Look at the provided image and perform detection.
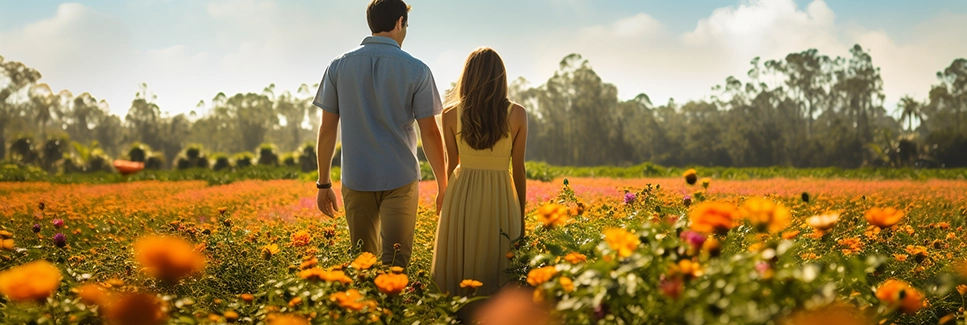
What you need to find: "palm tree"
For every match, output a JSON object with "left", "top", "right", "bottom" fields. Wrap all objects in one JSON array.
[{"left": 895, "top": 96, "right": 923, "bottom": 132}]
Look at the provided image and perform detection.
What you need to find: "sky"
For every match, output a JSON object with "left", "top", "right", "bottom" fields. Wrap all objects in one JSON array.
[{"left": 1, "top": 0, "right": 966, "bottom": 118}]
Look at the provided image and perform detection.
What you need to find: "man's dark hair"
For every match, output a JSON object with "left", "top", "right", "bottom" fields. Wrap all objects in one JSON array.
[{"left": 367, "top": 0, "right": 411, "bottom": 34}]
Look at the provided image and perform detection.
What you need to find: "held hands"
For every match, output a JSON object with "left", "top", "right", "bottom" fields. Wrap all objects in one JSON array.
[{"left": 316, "top": 188, "right": 339, "bottom": 217}]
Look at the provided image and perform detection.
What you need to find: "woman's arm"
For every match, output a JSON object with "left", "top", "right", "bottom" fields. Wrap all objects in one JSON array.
[
  {"left": 510, "top": 104, "right": 528, "bottom": 239},
  {"left": 442, "top": 107, "right": 460, "bottom": 180}
]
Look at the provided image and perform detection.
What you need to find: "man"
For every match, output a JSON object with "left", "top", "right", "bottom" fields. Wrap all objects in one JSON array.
[{"left": 313, "top": 0, "right": 447, "bottom": 268}]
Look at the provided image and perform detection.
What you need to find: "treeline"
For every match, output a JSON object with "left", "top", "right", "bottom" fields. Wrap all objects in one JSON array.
[
  {"left": 2, "top": 44, "right": 967, "bottom": 173},
  {"left": 512, "top": 45, "right": 967, "bottom": 168}
]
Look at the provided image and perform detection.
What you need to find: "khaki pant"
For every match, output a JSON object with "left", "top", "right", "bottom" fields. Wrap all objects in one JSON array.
[{"left": 342, "top": 181, "right": 418, "bottom": 268}]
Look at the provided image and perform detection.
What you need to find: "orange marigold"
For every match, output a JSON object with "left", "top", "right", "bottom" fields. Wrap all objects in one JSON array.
[
  {"left": 604, "top": 228, "right": 640, "bottom": 258},
  {"left": 104, "top": 292, "right": 168, "bottom": 325},
  {"left": 875, "top": 279, "right": 923, "bottom": 314},
  {"left": 864, "top": 207, "right": 904, "bottom": 228},
  {"left": 526, "top": 266, "right": 558, "bottom": 286},
  {"left": 329, "top": 289, "right": 366, "bottom": 311},
  {"left": 559, "top": 277, "right": 575, "bottom": 293},
  {"left": 460, "top": 279, "right": 483, "bottom": 289},
  {"left": 74, "top": 283, "right": 109, "bottom": 306},
  {"left": 0, "top": 260, "right": 62, "bottom": 302},
  {"left": 299, "top": 268, "right": 352, "bottom": 284},
  {"left": 740, "top": 197, "right": 791, "bottom": 233},
  {"left": 956, "top": 284, "right": 967, "bottom": 296},
  {"left": 374, "top": 272, "right": 408, "bottom": 296},
  {"left": 563, "top": 252, "right": 587, "bottom": 264},
  {"left": 267, "top": 313, "right": 309, "bottom": 325},
  {"left": 134, "top": 236, "right": 205, "bottom": 283},
  {"left": 291, "top": 230, "right": 312, "bottom": 246},
  {"left": 689, "top": 201, "right": 740, "bottom": 234},
  {"left": 779, "top": 302, "right": 869, "bottom": 325},
  {"left": 536, "top": 203, "right": 569, "bottom": 228},
  {"left": 351, "top": 252, "right": 377, "bottom": 270},
  {"left": 261, "top": 244, "right": 280, "bottom": 260}
]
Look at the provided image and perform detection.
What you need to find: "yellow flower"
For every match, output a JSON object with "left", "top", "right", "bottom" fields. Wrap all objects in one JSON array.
[
  {"left": 688, "top": 201, "right": 740, "bottom": 234},
  {"left": 683, "top": 169, "right": 698, "bottom": 185},
  {"left": 558, "top": 277, "right": 575, "bottom": 293},
  {"left": 536, "top": 203, "right": 569, "bottom": 228},
  {"left": 1, "top": 238, "right": 13, "bottom": 251},
  {"left": 291, "top": 230, "right": 312, "bottom": 246},
  {"left": 104, "top": 292, "right": 168, "bottom": 325},
  {"left": 0, "top": 260, "right": 62, "bottom": 303},
  {"left": 329, "top": 289, "right": 366, "bottom": 311},
  {"left": 740, "top": 198, "right": 791, "bottom": 233},
  {"left": 700, "top": 177, "right": 711, "bottom": 189},
  {"left": 351, "top": 252, "right": 377, "bottom": 270},
  {"left": 864, "top": 207, "right": 904, "bottom": 228},
  {"left": 134, "top": 235, "right": 206, "bottom": 283},
  {"left": 563, "top": 252, "right": 587, "bottom": 264},
  {"left": 261, "top": 244, "right": 280, "bottom": 260},
  {"left": 779, "top": 302, "right": 869, "bottom": 325},
  {"left": 604, "top": 228, "right": 640, "bottom": 258},
  {"left": 671, "top": 259, "right": 703, "bottom": 278},
  {"left": 460, "top": 279, "right": 483, "bottom": 289},
  {"left": 267, "top": 313, "right": 309, "bottom": 325},
  {"left": 875, "top": 279, "right": 923, "bottom": 314},
  {"left": 526, "top": 266, "right": 558, "bottom": 286},
  {"left": 374, "top": 272, "right": 408, "bottom": 296},
  {"left": 805, "top": 212, "right": 840, "bottom": 231}
]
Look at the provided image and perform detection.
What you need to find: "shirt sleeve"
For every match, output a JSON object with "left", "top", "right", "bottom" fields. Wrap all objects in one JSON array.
[
  {"left": 313, "top": 63, "right": 338, "bottom": 114},
  {"left": 412, "top": 66, "right": 443, "bottom": 120}
]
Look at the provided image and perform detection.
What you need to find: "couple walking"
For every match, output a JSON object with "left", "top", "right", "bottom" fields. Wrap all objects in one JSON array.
[{"left": 313, "top": 0, "right": 527, "bottom": 298}]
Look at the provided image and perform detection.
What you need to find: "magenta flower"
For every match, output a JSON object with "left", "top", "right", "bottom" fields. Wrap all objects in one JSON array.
[
  {"left": 679, "top": 230, "right": 706, "bottom": 250},
  {"left": 33, "top": 224, "right": 41, "bottom": 233},
  {"left": 52, "top": 219, "right": 64, "bottom": 228},
  {"left": 624, "top": 193, "right": 636, "bottom": 204},
  {"left": 53, "top": 233, "right": 66, "bottom": 248},
  {"left": 683, "top": 195, "right": 692, "bottom": 208}
]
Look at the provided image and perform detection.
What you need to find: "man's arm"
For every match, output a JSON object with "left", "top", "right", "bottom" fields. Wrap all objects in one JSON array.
[
  {"left": 418, "top": 116, "right": 447, "bottom": 214},
  {"left": 316, "top": 110, "right": 340, "bottom": 217}
]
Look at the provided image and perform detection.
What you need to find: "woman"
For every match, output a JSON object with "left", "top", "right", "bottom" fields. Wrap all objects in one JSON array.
[{"left": 431, "top": 47, "right": 527, "bottom": 297}]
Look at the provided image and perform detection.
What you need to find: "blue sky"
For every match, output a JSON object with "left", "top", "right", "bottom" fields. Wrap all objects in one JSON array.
[{"left": 2, "top": 0, "right": 966, "bottom": 117}]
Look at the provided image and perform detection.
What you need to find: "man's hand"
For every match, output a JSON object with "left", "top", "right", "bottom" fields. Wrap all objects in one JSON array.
[{"left": 317, "top": 188, "right": 339, "bottom": 217}]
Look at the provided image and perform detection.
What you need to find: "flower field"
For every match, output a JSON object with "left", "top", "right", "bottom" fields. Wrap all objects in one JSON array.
[{"left": 2, "top": 175, "right": 967, "bottom": 324}]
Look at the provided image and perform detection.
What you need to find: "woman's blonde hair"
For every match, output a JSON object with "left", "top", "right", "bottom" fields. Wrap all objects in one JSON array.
[{"left": 447, "top": 47, "right": 511, "bottom": 150}]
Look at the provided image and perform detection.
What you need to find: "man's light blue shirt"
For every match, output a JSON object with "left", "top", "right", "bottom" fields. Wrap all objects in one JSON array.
[{"left": 314, "top": 36, "right": 443, "bottom": 191}]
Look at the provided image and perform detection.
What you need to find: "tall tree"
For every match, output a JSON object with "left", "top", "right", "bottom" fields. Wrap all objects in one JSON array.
[{"left": 895, "top": 96, "right": 923, "bottom": 132}]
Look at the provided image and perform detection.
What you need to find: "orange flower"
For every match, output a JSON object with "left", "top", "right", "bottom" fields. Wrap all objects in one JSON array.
[
  {"left": 374, "top": 272, "right": 408, "bottom": 296},
  {"left": 351, "top": 252, "right": 377, "bottom": 270},
  {"left": 74, "top": 283, "right": 109, "bottom": 306},
  {"left": 670, "top": 259, "right": 703, "bottom": 278},
  {"left": 299, "top": 268, "right": 352, "bottom": 284},
  {"left": 134, "top": 235, "right": 206, "bottom": 283},
  {"left": 239, "top": 293, "right": 255, "bottom": 302},
  {"left": 329, "top": 289, "right": 366, "bottom": 311},
  {"left": 864, "top": 207, "right": 904, "bottom": 228},
  {"left": 781, "top": 230, "right": 800, "bottom": 240},
  {"left": 0, "top": 260, "right": 62, "bottom": 302},
  {"left": 875, "top": 279, "right": 923, "bottom": 314},
  {"left": 1, "top": 238, "right": 13, "bottom": 251},
  {"left": 291, "top": 230, "right": 312, "bottom": 246},
  {"left": 740, "top": 198, "right": 791, "bottom": 233},
  {"left": 805, "top": 212, "right": 839, "bottom": 231},
  {"left": 104, "top": 292, "right": 168, "bottom": 325},
  {"left": 683, "top": 169, "right": 698, "bottom": 185},
  {"left": 604, "top": 228, "right": 640, "bottom": 258},
  {"left": 563, "top": 252, "right": 587, "bottom": 264},
  {"left": 526, "top": 266, "right": 558, "bottom": 286},
  {"left": 223, "top": 310, "right": 239, "bottom": 323},
  {"left": 956, "top": 284, "right": 967, "bottom": 296},
  {"left": 267, "top": 313, "right": 309, "bottom": 325},
  {"left": 780, "top": 302, "right": 869, "bottom": 325},
  {"left": 460, "top": 279, "right": 483, "bottom": 289},
  {"left": 689, "top": 201, "right": 740, "bottom": 234},
  {"left": 536, "top": 203, "right": 569, "bottom": 228},
  {"left": 559, "top": 277, "right": 575, "bottom": 293}
]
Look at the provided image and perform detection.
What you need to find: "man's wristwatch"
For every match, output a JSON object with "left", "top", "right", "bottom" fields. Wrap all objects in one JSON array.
[{"left": 316, "top": 182, "right": 332, "bottom": 189}]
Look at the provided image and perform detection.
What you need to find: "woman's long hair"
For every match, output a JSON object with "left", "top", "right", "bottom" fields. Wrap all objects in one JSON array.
[{"left": 448, "top": 47, "right": 511, "bottom": 150}]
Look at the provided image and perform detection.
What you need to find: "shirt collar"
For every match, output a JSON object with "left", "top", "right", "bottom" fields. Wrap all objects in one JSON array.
[{"left": 361, "top": 36, "right": 400, "bottom": 48}]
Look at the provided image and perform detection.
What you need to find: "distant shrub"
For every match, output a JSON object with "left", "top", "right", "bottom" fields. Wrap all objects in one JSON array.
[
  {"left": 145, "top": 153, "right": 165, "bottom": 170},
  {"left": 234, "top": 152, "right": 254, "bottom": 168},
  {"left": 256, "top": 143, "right": 279, "bottom": 166},
  {"left": 128, "top": 143, "right": 149, "bottom": 162},
  {"left": 299, "top": 144, "right": 318, "bottom": 173},
  {"left": 282, "top": 153, "right": 297, "bottom": 167},
  {"left": 211, "top": 153, "right": 231, "bottom": 171}
]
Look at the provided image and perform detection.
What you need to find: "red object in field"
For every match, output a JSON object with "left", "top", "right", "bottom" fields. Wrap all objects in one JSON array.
[{"left": 113, "top": 160, "right": 145, "bottom": 175}]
